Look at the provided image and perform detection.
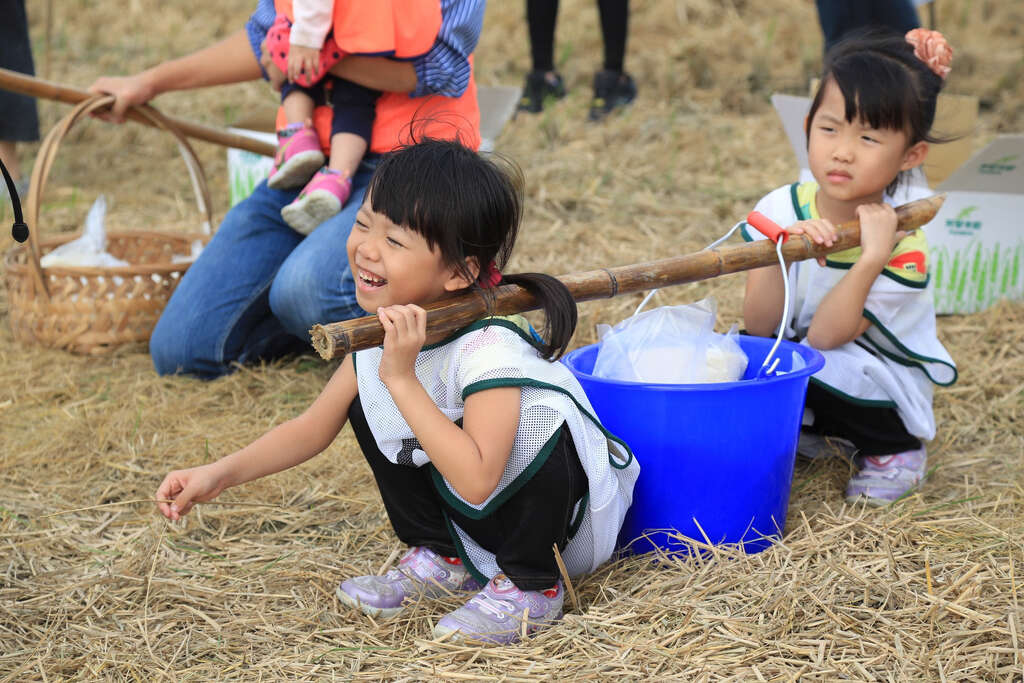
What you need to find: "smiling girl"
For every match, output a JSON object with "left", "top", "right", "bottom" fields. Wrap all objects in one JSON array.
[
  {"left": 155, "top": 139, "right": 639, "bottom": 644},
  {"left": 742, "top": 29, "right": 957, "bottom": 505}
]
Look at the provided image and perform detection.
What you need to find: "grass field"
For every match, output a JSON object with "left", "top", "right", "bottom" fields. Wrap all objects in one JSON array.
[{"left": 2, "top": 0, "right": 1023, "bottom": 679}]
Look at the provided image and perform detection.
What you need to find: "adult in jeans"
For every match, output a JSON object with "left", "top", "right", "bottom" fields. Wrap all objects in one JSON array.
[
  {"left": 89, "top": 0, "right": 483, "bottom": 378},
  {"left": 815, "top": 0, "right": 920, "bottom": 53}
]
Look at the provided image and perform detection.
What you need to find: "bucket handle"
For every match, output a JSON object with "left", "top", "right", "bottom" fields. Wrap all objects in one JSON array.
[{"left": 745, "top": 212, "right": 791, "bottom": 378}]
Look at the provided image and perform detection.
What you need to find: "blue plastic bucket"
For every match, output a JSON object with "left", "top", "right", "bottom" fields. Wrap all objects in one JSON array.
[{"left": 563, "top": 335, "right": 824, "bottom": 554}]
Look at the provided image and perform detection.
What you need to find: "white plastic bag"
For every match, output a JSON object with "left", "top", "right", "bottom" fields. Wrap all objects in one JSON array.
[
  {"left": 40, "top": 195, "right": 130, "bottom": 268},
  {"left": 593, "top": 296, "right": 749, "bottom": 384}
]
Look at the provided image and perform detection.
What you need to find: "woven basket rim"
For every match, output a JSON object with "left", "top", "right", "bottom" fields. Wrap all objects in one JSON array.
[{"left": 3, "top": 230, "right": 209, "bottom": 277}]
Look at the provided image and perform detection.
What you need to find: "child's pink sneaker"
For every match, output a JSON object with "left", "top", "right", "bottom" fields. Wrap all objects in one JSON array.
[
  {"left": 280, "top": 168, "right": 352, "bottom": 235},
  {"left": 432, "top": 575, "right": 564, "bottom": 644},
  {"left": 845, "top": 446, "right": 928, "bottom": 505},
  {"left": 267, "top": 123, "right": 325, "bottom": 190}
]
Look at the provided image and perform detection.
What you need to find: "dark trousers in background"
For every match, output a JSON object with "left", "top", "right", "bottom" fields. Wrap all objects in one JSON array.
[
  {"left": 804, "top": 380, "right": 922, "bottom": 456},
  {"left": 347, "top": 396, "right": 588, "bottom": 591},
  {"left": 0, "top": 0, "right": 40, "bottom": 142},
  {"left": 815, "top": 0, "right": 920, "bottom": 52}
]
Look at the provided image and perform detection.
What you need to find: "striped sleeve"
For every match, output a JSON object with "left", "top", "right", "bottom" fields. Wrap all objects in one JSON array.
[
  {"left": 244, "top": 0, "right": 277, "bottom": 78},
  {"left": 411, "top": 0, "right": 484, "bottom": 98}
]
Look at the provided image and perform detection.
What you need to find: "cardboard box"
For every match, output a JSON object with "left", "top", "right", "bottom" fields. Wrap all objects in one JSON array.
[
  {"left": 930, "top": 135, "right": 1024, "bottom": 314},
  {"left": 224, "top": 85, "right": 523, "bottom": 207},
  {"left": 770, "top": 94, "right": 1022, "bottom": 314}
]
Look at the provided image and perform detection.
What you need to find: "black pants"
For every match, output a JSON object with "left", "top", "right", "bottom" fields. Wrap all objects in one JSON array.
[
  {"left": 804, "top": 380, "right": 921, "bottom": 456},
  {"left": 815, "top": 0, "right": 920, "bottom": 53},
  {"left": 280, "top": 76, "right": 380, "bottom": 147},
  {"left": 347, "top": 396, "right": 588, "bottom": 591},
  {"left": 0, "top": 0, "right": 39, "bottom": 142},
  {"left": 525, "top": 0, "right": 630, "bottom": 73}
]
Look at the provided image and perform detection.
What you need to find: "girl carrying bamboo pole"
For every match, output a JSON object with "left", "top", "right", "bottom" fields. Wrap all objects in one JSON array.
[
  {"left": 742, "top": 29, "right": 958, "bottom": 505},
  {"left": 156, "top": 139, "right": 639, "bottom": 645}
]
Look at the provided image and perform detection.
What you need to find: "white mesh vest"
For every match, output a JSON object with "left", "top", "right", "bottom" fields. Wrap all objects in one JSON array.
[{"left": 353, "top": 317, "right": 640, "bottom": 580}]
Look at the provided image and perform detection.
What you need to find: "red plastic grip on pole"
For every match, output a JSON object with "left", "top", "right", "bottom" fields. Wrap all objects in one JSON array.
[{"left": 746, "top": 211, "right": 789, "bottom": 244}]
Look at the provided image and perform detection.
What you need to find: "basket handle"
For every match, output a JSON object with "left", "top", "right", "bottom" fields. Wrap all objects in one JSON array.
[{"left": 24, "top": 94, "right": 215, "bottom": 300}]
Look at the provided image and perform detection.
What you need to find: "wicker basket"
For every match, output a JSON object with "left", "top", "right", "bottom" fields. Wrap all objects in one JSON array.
[{"left": 3, "top": 95, "right": 213, "bottom": 354}]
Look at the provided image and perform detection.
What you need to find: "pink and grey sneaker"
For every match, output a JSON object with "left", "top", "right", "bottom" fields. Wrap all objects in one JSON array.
[
  {"left": 267, "top": 123, "right": 325, "bottom": 190},
  {"left": 432, "top": 575, "right": 564, "bottom": 644},
  {"left": 336, "top": 547, "right": 481, "bottom": 619},
  {"left": 280, "top": 168, "right": 352, "bottom": 235},
  {"left": 845, "top": 446, "right": 928, "bottom": 506}
]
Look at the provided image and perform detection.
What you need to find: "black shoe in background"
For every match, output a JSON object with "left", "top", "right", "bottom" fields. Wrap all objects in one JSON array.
[
  {"left": 588, "top": 70, "right": 637, "bottom": 121},
  {"left": 517, "top": 70, "right": 567, "bottom": 114}
]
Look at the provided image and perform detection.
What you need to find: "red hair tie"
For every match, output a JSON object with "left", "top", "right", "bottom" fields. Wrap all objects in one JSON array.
[
  {"left": 905, "top": 28, "right": 953, "bottom": 79},
  {"left": 480, "top": 261, "right": 502, "bottom": 288}
]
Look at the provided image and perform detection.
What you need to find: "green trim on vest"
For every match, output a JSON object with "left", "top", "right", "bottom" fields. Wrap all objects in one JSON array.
[
  {"left": 430, "top": 425, "right": 564, "bottom": 520},
  {"left": 462, "top": 377, "right": 634, "bottom": 470},
  {"left": 861, "top": 310, "right": 958, "bottom": 386}
]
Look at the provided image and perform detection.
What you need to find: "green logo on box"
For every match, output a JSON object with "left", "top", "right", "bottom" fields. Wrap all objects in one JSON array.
[
  {"left": 946, "top": 206, "right": 981, "bottom": 235},
  {"left": 980, "top": 154, "right": 1018, "bottom": 174}
]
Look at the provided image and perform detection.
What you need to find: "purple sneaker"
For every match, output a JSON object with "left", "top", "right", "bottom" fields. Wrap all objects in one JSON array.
[
  {"left": 280, "top": 168, "right": 352, "bottom": 235},
  {"left": 845, "top": 447, "right": 928, "bottom": 505},
  {"left": 267, "top": 123, "right": 325, "bottom": 190},
  {"left": 432, "top": 575, "right": 564, "bottom": 644},
  {"left": 336, "top": 547, "right": 480, "bottom": 619}
]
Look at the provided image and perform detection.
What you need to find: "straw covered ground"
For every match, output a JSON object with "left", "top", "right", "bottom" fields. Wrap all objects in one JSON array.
[{"left": 2, "top": 0, "right": 1023, "bottom": 679}]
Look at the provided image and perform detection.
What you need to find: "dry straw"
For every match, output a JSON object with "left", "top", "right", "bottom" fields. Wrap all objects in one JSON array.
[{"left": 2, "top": 0, "right": 1023, "bottom": 679}]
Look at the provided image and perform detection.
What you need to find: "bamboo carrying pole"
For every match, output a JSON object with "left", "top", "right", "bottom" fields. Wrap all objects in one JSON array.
[
  {"left": 0, "top": 68, "right": 276, "bottom": 157},
  {"left": 310, "top": 194, "right": 946, "bottom": 361}
]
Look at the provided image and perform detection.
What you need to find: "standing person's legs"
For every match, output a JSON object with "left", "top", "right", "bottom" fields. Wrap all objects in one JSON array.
[
  {"left": 0, "top": 0, "right": 40, "bottom": 193},
  {"left": 149, "top": 182, "right": 306, "bottom": 378},
  {"left": 869, "top": 0, "right": 920, "bottom": 37},
  {"left": 596, "top": 0, "right": 628, "bottom": 73},
  {"left": 519, "top": 0, "right": 566, "bottom": 113},
  {"left": 526, "top": 0, "right": 559, "bottom": 73},
  {"left": 815, "top": 0, "right": 919, "bottom": 53},
  {"left": 269, "top": 155, "right": 377, "bottom": 336},
  {"left": 589, "top": 0, "right": 636, "bottom": 121}
]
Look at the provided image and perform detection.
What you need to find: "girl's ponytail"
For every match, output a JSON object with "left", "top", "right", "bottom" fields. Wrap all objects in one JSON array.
[{"left": 496, "top": 272, "right": 577, "bottom": 361}]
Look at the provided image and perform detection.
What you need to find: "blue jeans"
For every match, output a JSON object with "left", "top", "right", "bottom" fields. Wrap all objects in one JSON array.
[
  {"left": 815, "top": 0, "right": 919, "bottom": 52},
  {"left": 150, "top": 157, "right": 377, "bottom": 378}
]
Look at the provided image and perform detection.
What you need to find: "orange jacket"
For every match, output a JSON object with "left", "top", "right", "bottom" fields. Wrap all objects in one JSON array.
[{"left": 274, "top": 0, "right": 440, "bottom": 58}]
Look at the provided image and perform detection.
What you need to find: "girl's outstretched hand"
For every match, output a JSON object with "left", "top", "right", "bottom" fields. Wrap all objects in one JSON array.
[
  {"left": 377, "top": 304, "right": 427, "bottom": 388},
  {"left": 787, "top": 219, "right": 838, "bottom": 266},
  {"left": 156, "top": 464, "right": 227, "bottom": 521},
  {"left": 856, "top": 203, "right": 904, "bottom": 265}
]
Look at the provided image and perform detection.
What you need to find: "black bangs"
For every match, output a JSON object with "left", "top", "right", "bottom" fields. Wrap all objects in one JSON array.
[
  {"left": 832, "top": 54, "right": 915, "bottom": 133},
  {"left": 367, "top": 138, "right": 522, "bottom": 281}
]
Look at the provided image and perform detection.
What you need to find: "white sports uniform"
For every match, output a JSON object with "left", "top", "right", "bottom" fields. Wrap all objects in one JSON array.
[
  {"left": 741, "top": 182, "right": 957, "bottom": 440},
  {"left": 353, "top": 316, "right": 640, "bottom": 580}
]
